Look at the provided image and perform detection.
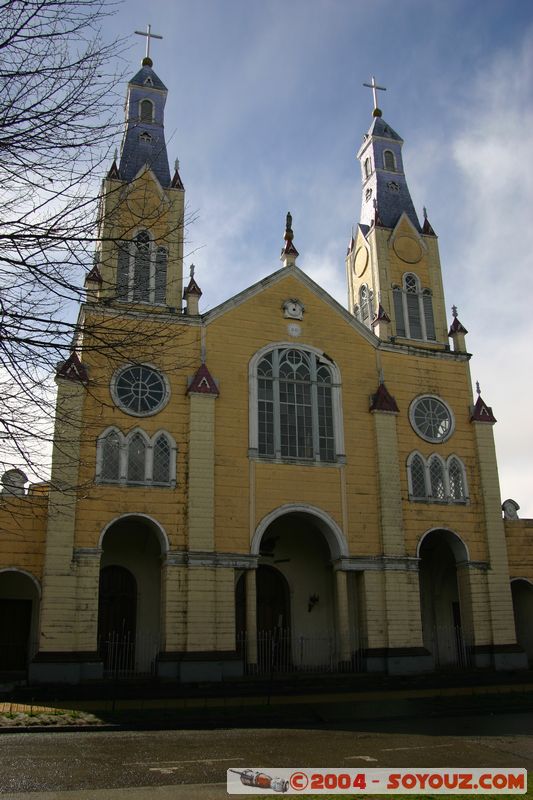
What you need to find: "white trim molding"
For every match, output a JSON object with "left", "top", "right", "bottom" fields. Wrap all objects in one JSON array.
[{"left": 251, "top": 503, "right": 349, "bottom": 560}]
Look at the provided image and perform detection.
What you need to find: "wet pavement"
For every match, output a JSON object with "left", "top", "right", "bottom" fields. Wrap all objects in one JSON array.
[{"left": 0, "top": 710, "right": 532, "bottom": 799}]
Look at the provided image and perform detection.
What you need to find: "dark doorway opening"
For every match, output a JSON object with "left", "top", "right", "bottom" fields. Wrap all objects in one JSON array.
[
  {"left": 98, "top": 565, "right": 137, "bottom": 673},
  {"left": 0, "top": 598, "right": 32, "bottom": 671}
]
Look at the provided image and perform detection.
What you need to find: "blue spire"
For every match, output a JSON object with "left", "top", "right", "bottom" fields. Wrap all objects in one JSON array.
[
  {"left": 357, "top": 115, "right": 420, "bottom": 231},
  {"left": 118, "top": 61, "right": 171, "bottom": 187}
]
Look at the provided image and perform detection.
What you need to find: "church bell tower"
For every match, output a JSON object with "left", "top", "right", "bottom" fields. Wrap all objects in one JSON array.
[
  {"left": 346, "top": 78, "right": 448, "bottom": 348},
  {"left": 89, "top": 30, "right": 186, "bottom": 310}
]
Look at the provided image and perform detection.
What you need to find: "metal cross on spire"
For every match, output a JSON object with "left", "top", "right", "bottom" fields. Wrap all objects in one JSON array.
[
  {"left": 134, "top": 24, "right": 163, "bottom": 63},
  {"left": 363, "top": 75, "right": 387, "bottom": 117}
]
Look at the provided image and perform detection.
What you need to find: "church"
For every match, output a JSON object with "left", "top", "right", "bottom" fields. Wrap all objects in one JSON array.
[{"left": 0, "top": 51, "right": 532, "bottom": 685}]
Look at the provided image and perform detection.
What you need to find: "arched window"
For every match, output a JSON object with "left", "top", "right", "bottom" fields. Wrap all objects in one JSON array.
[
  {"left": 393, "top": 273, "right": 436, "bottom": 341},
  {"left": 448, "top": 456, "right": 467, "bottom": 502},
  {"left": 408, "top": 453, "right": 427, "bottom": 500},
  {"left": 133, "top": 231, "right": 150, "bottom": 302},
  {"left": 359, "top": 284, "right": 374, "bottom": 328},
  {"left": 252, "top": 346, "right": 343, "bottom": 463},
  {"left": 115, "top": 230, "right": 167, "bottom": 305},
  {"left": 383, "top": 149, "right": 396, "bottom": 171},
  {"left": 364, "top": 157, "right": 372, "bottom": 179},
  {"left": 407, "top": 452, "right": 468, "bottom": 504},
  {"left": 429, "top": 456, "right": 446, "bottom": 501},
  {"left": 155, "top": 247, "right": 167, "bottom": 304},
  {"left": 127, "top": 432, "right": 147, "bottom": 483},
  {"left": 101, "top": 430, "right": 121, "bottom": 482},
  {"left": 140, "top": 98, "right": 154, "bottom": 123},
  {"left": 96, "top": 428, "right": 177, "bottom": 486},
  {"left": 153, "top": 433, "right": 171, "bottom": 484}
]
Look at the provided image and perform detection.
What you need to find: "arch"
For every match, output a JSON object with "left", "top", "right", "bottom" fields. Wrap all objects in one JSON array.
[
  {"left": 139, "top": 98, "right": 154, "bottom": 122},
  {"left": 416, "top": 527, "right": 470, "bottom": 563},
  {"left": 406, "top": 450, "right": 428, "bottom": 499},
  {"left": 0, "top": 567, "right": 41, "bottom": 598},
  {"left": 383, "top": 149, "right": 396, "bottom": 171},
  {"left": 98, "top": 513, "right": 169, "bottom": 554},
  {"left": 251, "top": 503, "right": 348, "bottom": 559},
  {"left": 447, "top": 454, "right": 468, "bottom": 501},
  {"left": 511, "top": 576, "right": 533, "bottom": 587},
  {"left": 428, "top": 454, "right": 447, "bottom": 501},
  {"left": 249, "top": 343, "right": 344, "bottom": 462}
]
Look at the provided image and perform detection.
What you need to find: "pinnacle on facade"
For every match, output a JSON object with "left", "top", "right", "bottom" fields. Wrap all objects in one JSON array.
[{"left": 280, "top": 212, "right": 299, "bottom": 267}]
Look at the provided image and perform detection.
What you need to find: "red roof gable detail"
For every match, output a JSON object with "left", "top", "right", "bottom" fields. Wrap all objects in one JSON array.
[
  {"left": 183, "top": 277, "right": 203, "bottom": 298},
  {"left": 171, "top": 168, "right": 184, "bottom": 190},
  {"left": 56, "top": 352, "right": 89, "bottom": 385},
  {"left": 281, "top": 239, "right": 299, "bottom": 257},
  {"left": 448, "top": 316, "right": 468, "bottom": 336},
  {"left": 371, "top": 303, "right": 391, "bottom": 326},
  {"left": 107, "top": 160, "right": 120, "bottom": 180},
  {"left": 370, "top": 382, "right": 399, "bottom": 413},
  {"left": 422, "top": 217, "right": 436, "bottom": 236},
  {"left": 187, "top": 364, "right": 219, "bottom": 396},
  {"left": 85, "top": 265, "right": 103, "bottom": 284},
  {"left": 470, "top": 395, "right": 496, "bottom": 423}
]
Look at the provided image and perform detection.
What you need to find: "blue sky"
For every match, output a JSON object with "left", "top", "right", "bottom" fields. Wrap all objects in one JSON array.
[{"left": 106, "top": 0, "right": 533, "bottom": 515}]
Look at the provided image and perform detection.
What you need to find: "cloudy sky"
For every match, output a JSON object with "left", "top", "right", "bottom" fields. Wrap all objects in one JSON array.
[{"left": 106, "top": 0, "right": 533, "bottom": 515}]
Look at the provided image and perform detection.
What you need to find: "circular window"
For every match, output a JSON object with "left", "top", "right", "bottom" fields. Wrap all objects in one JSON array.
[
  {"left": 409, "top": 395, "right": 454, "bottom": 443},
  {"left": 112, "top": 365, "right": 168, "bottom": 416}
]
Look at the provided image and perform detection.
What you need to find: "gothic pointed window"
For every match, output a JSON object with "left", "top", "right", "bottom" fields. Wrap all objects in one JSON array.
[
  {"left": 155, "top": 247, "right": 167, "bottom": 304},
  {"left": 133, "top": 231, "right": 150, "bottom": 302},
  {"left": 140, "top": 98, "right": 154, "bottom": 123},
  {"left": 101, "top": 430, "right": 121, "bottom": 482},
  {"left": 252, "top": 347, "right": 341, "bottom": 463},
  {"left": 429, "top": 456, "right": 446, "bottom": 501},
  {"left": 153, "top": 433, "right": 171, "bottom": 484},
  {"left": 127, "top": 432, "right": 146, "bottom": 483},
  {"left": 383, "top": 149, "right": 396, "bottom": 171},
  {"left": 115, "top": 232, "right": 167, "bottom": 305},
  {"left": 394, "top": 273, "right": 436, "bottom": 341},
  {"left": 96, "top": 427, "right": 176, "bottom": 486},
  {"left": 448, "top": 456, "right": 467, "bottom": 502},
  {"left": 364, "top": 157, "right": 372, "bottom": 179},
  {"left": 359, "top": 284, "right": 374, "bottom": 328},
  {"left": 409, "top": 453, "right": 427, "bottom": 500}
]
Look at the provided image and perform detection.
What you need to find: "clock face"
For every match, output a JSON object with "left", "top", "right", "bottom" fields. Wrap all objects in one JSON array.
[
  {"left": 354, "top": 246, "right": 369, "bottom": 277},
  {"left": 283, "top": 299, "right": 304, "bottom": 320}
]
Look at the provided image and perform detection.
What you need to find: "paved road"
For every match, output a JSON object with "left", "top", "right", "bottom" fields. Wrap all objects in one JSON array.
[{"left": 1, "top": 711, "right": 532, "bottom": 799}]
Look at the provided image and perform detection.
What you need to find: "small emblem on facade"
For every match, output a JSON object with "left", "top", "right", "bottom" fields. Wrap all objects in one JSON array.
[
  {"left": 287, "top": 323, "right": 301, "bottom": 337},
  {"left": 387, "top": 181, "right": 400, "bottom": 193}
]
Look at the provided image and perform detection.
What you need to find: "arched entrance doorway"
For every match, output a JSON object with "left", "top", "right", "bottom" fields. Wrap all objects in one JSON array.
[
  {"left": 242, "top": 507, "right": 353, "bottom": 671},
  {"left": 0, "top": 569, "right": 40, "bottom": 673},
  {"left": 511, "top": 579, "right": 533, "bottom": 665},
  {"left": 98, "top": 515, "right": 165, "bottom": 675},
  {"left": 418, "top": 529, "right": 471, "bottom": 668}
]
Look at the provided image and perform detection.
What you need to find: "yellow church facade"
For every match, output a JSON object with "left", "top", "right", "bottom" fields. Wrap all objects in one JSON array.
[{"left": 0, "top": 57, "right": 532, "bottom": 683}]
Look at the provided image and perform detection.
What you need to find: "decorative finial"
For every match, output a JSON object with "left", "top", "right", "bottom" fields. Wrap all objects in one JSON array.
[
  {"left": 452, "top": 305, "right": 458, "bottom": 318},
  {"left": 423, "top": 206, "right": 428, "bottom": 220},
  {"left": 114, "top": 148, "right": 118, "bottom": 161},
  {"left": 378, "top": 367, "right": 385, "bottom": 385},
  {"left": 190, "top": 263, "right": 195, "bottom": 278},
  {"left": 284, "top": 211, "right": 293, "bottom": 242},
  {"left": 174, "top": 157, "right": 180, "bottom": 171},
  {"left": 134, "top": 24, "right": 163, "bottom": 66},
  {"left": 363, "top": 75, "right": 387, "bottom": 117},
  {"left": 476, "top": 381, "right": 481, "bottom": 395}
]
